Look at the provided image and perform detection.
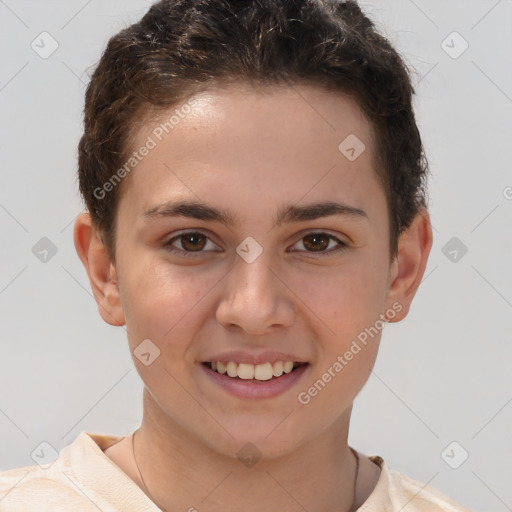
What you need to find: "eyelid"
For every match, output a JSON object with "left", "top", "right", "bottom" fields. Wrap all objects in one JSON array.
[
  {"left": 287, "top": 231, "right": 348, "bottom": 256},
  {"left": 163, "top": 229, "right": 348, "bottom": 257},
  {"left": 163, "top": 229, "right": 222, "bottom": 256}
]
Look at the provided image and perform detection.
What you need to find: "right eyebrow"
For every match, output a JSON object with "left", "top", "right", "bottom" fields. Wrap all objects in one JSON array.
[{"left": 142, "top": 200, "right": 237, "bottom": 226}]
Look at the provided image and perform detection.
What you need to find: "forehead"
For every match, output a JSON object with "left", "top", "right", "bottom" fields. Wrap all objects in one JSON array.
[{"left": 120, "top": 82, "right": 383, "bottom": 222}]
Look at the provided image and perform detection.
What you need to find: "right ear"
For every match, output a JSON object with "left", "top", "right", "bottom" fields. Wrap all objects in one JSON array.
[{"left": 73, "top": 212, "right": 125, "bottom": 326}]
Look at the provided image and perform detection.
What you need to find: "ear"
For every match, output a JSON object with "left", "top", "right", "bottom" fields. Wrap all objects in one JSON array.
[
  {"left": 73, "top": 212, "right": 125, "bottom": 326},
  {"left": 385, "top": 208, "right": 433, "bottom": 322}
]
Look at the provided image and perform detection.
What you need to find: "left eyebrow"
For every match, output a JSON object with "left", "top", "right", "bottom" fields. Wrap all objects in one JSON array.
[
  {"left": 274, "top": 201, "right": 367, "bottom": 226},
  {"left": 142, "top": 200, "right": 368, "bottom": 227}
]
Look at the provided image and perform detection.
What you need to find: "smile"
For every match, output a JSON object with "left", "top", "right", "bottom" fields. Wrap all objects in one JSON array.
[
  {"left": 200, "top": 361, "right": 310, "bottom": 399},
  {"left": 203, "top": 360, "right": 304, "bottom": 380}
]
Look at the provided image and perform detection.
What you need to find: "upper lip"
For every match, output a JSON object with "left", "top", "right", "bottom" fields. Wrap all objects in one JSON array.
[{"left": 201, "top": 350, "right": 309, "bottom": 366}]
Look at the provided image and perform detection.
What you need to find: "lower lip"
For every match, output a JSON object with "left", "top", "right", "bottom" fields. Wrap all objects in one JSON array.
[{"left": 200, "top": 363, "right": 309, "bottom": 399}]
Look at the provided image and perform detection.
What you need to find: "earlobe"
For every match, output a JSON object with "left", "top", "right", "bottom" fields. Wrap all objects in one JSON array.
[
  {"left": 385, "top": 208, "right": 433, "bottom": 322},
  {"left": 73, "top": 212, "right": 125, "bottom": 327}
]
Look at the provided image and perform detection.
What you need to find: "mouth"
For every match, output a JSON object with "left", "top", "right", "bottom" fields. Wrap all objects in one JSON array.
[{"left": 201, "top": 361, "right": 308, "bottom": 381}]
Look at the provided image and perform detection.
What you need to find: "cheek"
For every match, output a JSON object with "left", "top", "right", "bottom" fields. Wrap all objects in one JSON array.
[
  {"left": 294, "top": 254, "right": 389, "bottom": 339},
  {"left": 293, "top": 263, "right": 385, "bottom": 414},
  {"left": 119, "top": 261, "right": 217, "bottom": 404},
  {"left": 292, "top": 252, "right": 388, "bottom": 398},
  {"left": 118, "top": 254, "right": 213, "bottom": 350}
]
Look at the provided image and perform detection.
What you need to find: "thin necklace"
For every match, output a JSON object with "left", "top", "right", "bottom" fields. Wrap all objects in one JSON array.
[
  {"left": 132, "top": 430, "right": 169, "bottom": 512},
  {"left": 132, "top": 430, "right": 360, "bottom": 512}
]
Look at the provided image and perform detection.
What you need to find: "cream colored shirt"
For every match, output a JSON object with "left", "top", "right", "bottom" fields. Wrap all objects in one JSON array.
[{"left": 0, "top": 432, "right": 473, "bottom": 511}]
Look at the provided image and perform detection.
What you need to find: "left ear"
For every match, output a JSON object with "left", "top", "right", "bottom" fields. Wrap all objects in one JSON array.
[{"left": 385, "top": 208, "right": 433, "bottom": 322}]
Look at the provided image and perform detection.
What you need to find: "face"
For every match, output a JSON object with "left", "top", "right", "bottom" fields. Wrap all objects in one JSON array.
[{"left": 110, "top": 83, "right": 400, "bottom": 458}]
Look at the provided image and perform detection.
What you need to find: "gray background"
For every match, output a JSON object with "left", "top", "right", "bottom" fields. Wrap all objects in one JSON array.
[{"left": 1, "top": 1, "right": 511, "bottom": 511}]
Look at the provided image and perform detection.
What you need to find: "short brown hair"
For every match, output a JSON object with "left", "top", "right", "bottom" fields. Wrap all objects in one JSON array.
[{"left": 78, "top": 0, "right": 428, "bottom": 260}]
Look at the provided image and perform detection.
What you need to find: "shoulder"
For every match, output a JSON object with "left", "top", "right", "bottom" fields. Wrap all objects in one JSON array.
[
  {"left": 0, "top": 455, "right": 96, "bottom": 511},
  {"left": 356, "top": 454, "right": 474, "bottom": 512},
  {"left": 0, "top": 431, "right": 146, "bottom": 512}
]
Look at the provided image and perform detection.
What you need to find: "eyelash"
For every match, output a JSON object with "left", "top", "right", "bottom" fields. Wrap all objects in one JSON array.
[{"left": 162, "top": 231, "right": 348, "bottom": 258}]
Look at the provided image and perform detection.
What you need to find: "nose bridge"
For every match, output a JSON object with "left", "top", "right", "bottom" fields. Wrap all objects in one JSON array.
[
  {"left": 230, "top": 245, "right": 278, "bottom": 307},
  {"left": 215, "top": 244, "right": 294, "bottom": 332}
]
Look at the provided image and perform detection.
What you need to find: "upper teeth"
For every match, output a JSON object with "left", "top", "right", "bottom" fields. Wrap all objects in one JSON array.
[{"left": 210, "top": 361, "right": 299, "bottom": 380}]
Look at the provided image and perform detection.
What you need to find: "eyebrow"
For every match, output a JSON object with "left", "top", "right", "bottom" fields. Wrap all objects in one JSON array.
[{"left": 142, "top": 200, "right": 367, "bottom": 227}]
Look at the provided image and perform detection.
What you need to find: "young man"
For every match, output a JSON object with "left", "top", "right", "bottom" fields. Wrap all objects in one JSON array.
[{"left": 0, "top": 1, "right": 472, "bottom": 510}]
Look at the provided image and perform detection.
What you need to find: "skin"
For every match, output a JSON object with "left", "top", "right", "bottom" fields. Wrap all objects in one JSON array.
[{"left": 74, "top": 82, "right": 432, "bottom": 512}]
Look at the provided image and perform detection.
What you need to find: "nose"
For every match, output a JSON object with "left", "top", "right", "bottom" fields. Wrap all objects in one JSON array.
[{"left": 215, "top": 251, "right": 295, "bottom": 334}]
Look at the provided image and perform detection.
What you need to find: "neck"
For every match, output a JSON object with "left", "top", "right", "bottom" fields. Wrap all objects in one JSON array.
[{"left": 132, "top": 390, "right": 359, "bottom": 512}]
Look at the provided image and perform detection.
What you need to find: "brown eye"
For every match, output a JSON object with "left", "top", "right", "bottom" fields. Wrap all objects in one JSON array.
[
  {"left": 290, "top": 232, "right": 347, "bottom": 257},
  {"left": 180, "top": 233, "right": 207, "bottom": 251},
  {"left": 164, "top": 231, "right": 220, "bottom": 257},
  {"left": 302, "top": 233, "right": 330, "bottom": 252}
]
